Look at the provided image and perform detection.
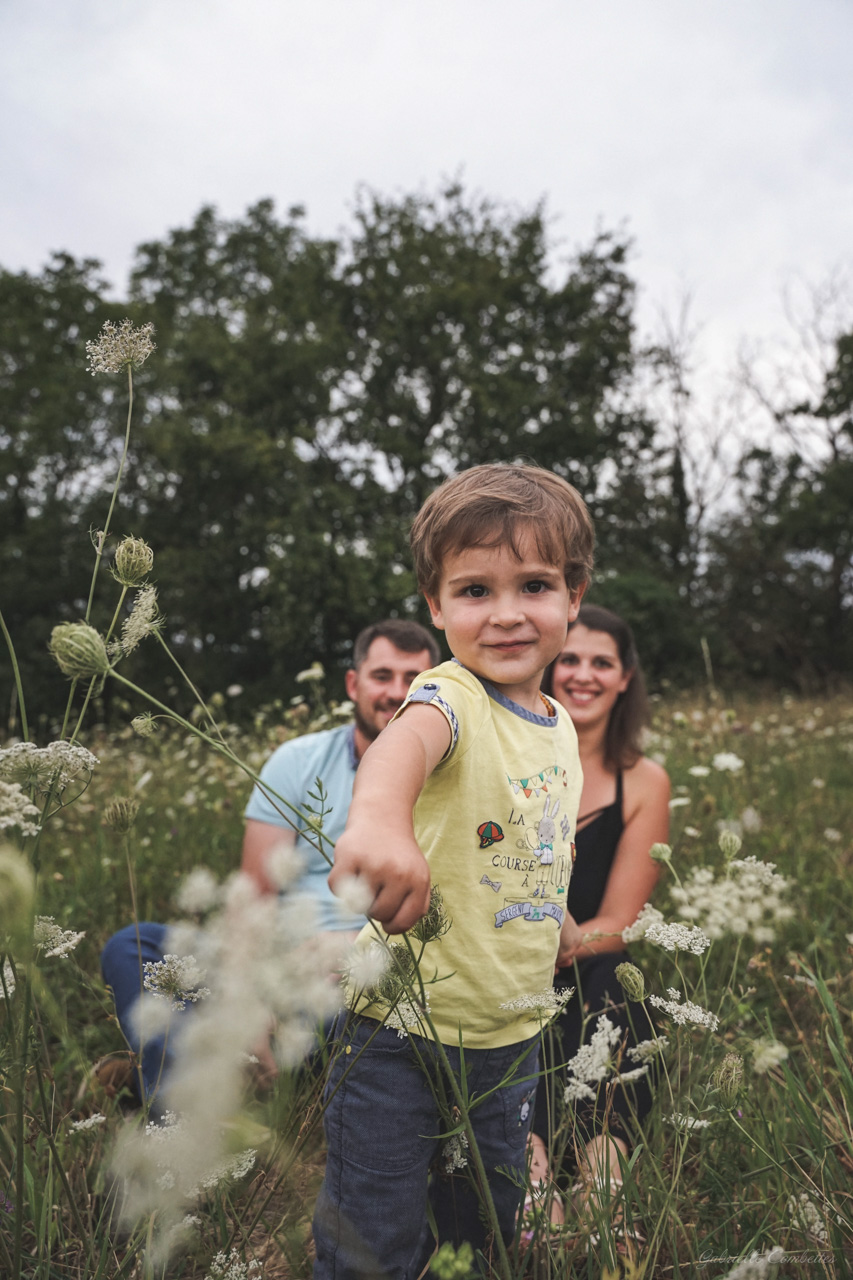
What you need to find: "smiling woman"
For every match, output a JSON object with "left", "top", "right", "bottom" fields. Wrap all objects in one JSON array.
[{"left": 528, "top": 602, "right": 671, "bottom": 1234}]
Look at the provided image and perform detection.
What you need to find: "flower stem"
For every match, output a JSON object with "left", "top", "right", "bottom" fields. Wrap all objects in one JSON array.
[
  {"left": 0, "top": 607, "right": 29, "bottom": 741},
  {"left": 84, "top": 363, "right": 134, "bottom": 623}
]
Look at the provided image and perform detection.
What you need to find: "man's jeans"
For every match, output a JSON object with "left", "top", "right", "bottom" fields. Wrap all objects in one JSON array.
[
  {"left": 313, "top": 1014, "right": 538, "bottom": 1280},
  {"left": 100, "top": 922, "right": 171, "bottom": 1106}
]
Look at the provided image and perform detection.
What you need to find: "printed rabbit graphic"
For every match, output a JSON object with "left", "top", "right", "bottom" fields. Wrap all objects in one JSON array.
[{"left": 534, "top": 795, "right": 559, "bottom": 865}]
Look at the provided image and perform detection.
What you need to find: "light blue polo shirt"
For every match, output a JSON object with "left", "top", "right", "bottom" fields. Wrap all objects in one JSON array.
[{"left": 244, "top": 723, "right": 364, "bottom": 932}]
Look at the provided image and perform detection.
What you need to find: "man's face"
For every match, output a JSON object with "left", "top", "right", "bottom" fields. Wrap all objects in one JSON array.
[{"left": 345, "top": 637, "right": 435, "bottom": 752}]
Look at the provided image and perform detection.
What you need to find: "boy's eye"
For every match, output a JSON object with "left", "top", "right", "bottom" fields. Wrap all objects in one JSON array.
[
  {"left": 523, "top": 581, "right": 549, "bottom": 594},
  {"left": 462, "top": 584, "right": 487, "bottom": 598}
]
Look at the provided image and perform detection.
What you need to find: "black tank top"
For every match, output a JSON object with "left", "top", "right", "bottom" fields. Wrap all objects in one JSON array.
[{"left": 567, "top": 771, "right": 624, "bottom": 924}]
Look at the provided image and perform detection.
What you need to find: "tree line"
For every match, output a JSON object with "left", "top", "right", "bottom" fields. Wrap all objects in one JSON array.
[{"left": 2, "top": 184, "right": 851, "bottom": 725}]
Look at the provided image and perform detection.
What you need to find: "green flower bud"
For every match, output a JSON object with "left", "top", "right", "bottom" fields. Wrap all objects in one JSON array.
[
  {"left": 111, "top": 536, "right": 154, "bottom": 587},
  {"left": 409, "top": 886, "right": 451, "bottom": 944},
  {"left": 0, "top": 844, "right": 35, "bottom": 951},
  {"left": 649, "top": 842, "right": 673, "bottom": 865},
  {"left": 614, "top": 961, "right": 646, "bottom": 1002},
  {"left": 131, "top": 712, "right": 157, "bottom": 738},
  {"left": 49, "top": 622, "right": 110, "bottom": 679},
  {"left": 718, "top": 829, "right": 743, "bottom": 859},
  {"left": 712, "top": 1051, "right": 744, "bottom": 1108},
  {"left": 430, "top": 1241, "right": 475, "bottom": 1280},
  {"left": 104, "top": 797, "right": 140, "bottom": 833}
]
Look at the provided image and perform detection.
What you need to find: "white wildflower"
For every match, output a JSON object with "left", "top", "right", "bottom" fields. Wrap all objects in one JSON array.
[
  {"left": 684, "top": 826, "right": 700, "bottom": 838},
  {"left": 721, "top": 1247, "right": 786, "bottom": 1279},
  {"left": 670, "top": 857, "right": 792, "bottom": 942},
  {"left": 1, "top": 960, "right": 16, "bottom": 999},
  {"left": 621, "top": 902, "right": 664, "bottom": 943},
  {"left": 143, "top": 954, "right": 210, "bottom": 1011},
  {"left": 613, "top": 1065, "right": 649, "bottom": 1085},
  {"left": 70, "top": 1113, "right": 107, "bottom": 1132},
  {"left": 563, "top": 1014, "right": 623, "bottom": 1105},
  {"left": 668, "top": 796, "right": 690, "bottom": 809},
  {"left": 0, "top": 780, "right": 41, "bottom": 837},
  {"left": 643, "top": 921, "right": 711, "bottom": 955},
  {"left": 0, "top": 740, "right": 98, "bottom": 795},
  {"left": 499, "top": 986, "right": 575, "bottom": 1014},
  {"left": 334, "top": 872, "right": 375, "bottom": 917},
  {"left": 86, "top": 318, "right": 156, "bottom": 374},
  {"left": 648, "top": 989, "right": 719, "bottom": 1031},
  {"left": 740, "top": 806, "right": 762, "bottom": 833},
  {"left": 442, "top": 1131, "right": 469, "bottom": 1173},
  {"left": 688, "top": 765, "right": 710, "bottom": 777},
  {"left": 345, "top": 940, "right": 391, "bottom": 992},
  {"left": 824, "top": 828, "right": 842, "bottom": 843},
  {"left": 717, "top": 821, "right": 743, "bottom": 850},
  {"left": 811, "top": 777, "right": 825, "bottom": 789},
  {"left": 787, "top": 1191, "right": 834, "bottom": 1244},
  {"left": 667, "top": 1112, "right": 711, "bottom": 1131},
  {"left": 385, "top": 990, "right": 431, "bottom": 1039},
  {"left": 295, "top": 662, "right": 325, "bottom": 683},
  {"left": 263, "top": 841, "right": 305, "bottom": 892},
  {"left": 121, "top": 585, "right": 164, "bottom": 654},
  {"left": 33, "top": 917, "right": 85, "bottom": 959},
  {"left": 751, "top": 1038, "right": 789, "bottom": 1075},
  {"left": 713, "top": 752, "right": 744, "bottom": 773},
  {"left": 206, "top": 1248, "right": 262, "bottom": 1280},
  {"left": 226, "top": 684, "right": 243, "bottom": 697},
  {"left": 626, "top": 1036, "right": 669, "bottom": 1064},
  {"left": 175, "top": 869, "right": 220, "bottom": 915}
]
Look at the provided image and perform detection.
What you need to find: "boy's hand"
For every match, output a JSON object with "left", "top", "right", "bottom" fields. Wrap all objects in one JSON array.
[
  {"left": 330, "top": 824, "right": 432, "bottom": 935},
  {"left": 556, "top": 911, "right": 583, "bottom": 968}
]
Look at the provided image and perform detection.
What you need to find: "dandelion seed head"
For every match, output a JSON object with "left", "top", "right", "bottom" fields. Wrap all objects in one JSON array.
[
  {"left": 175, "top": 868, "right": 220, "bottom": 915},
  {"left": 345, "top": 940, "right": 391, "bottom": 992},
  {"left": 751, "top": 1037, "right": 789, "bottom": 1075},
  {"left": 262, "top": 841, "right": 304, "bottom": 892},
  {"left": 86, "top": 319, "right": 156, "bottom": 374},
  {"left": 334, "top": 873, "right": 375, "bottom": 917}
]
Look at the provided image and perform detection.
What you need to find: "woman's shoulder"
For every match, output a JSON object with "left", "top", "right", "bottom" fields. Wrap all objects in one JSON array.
[{"left": 622, "top": 754, "right": 671, "bottom": 814}]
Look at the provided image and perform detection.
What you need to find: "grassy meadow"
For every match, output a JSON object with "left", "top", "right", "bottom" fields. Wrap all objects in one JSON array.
[{"left": 2, "top": 683, "right": 851, "bottom": 1279}]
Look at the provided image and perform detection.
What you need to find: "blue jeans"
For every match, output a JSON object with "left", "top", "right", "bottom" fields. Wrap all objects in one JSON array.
[
  {"left": 100, "top": 922, "right": 171, "bottom": 1106},
  {"left": 313, "top": 1015, "right": 538, "bottom": 1280}
]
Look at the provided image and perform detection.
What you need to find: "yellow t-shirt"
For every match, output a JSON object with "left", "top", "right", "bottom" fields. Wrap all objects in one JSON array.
[{"left": 349, "top": 661, "right": 583, "bottom": 1048}]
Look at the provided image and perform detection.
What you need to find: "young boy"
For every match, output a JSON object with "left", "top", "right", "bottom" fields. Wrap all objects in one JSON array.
[{"left": 315, "top": 464, "right": 594, "bottom": 1279}]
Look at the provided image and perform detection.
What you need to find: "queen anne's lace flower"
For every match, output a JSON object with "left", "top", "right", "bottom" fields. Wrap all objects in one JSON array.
[
  {"left": 670, "top": 856, "right": 793, "bottom": 943},
  {"left": 648, "top": 988, "right": 719, "bottom": 1031},
  {"left": 561, "top": 1015, "right": 647, "bottom": 1104},
  {"left": 721, "top": 1248, "right": 786, "bottom": 1279},
  {"left": 0, "top": 741, "right": 98, "bottom": 794},
  {"left": 667, "top": 1112, "right": 711, "bottom": 1131},
  {"left": 86, "top": 319, "right": 156, "bottom": 374},
  {"left": 71, "top": 1113, "right": 107, "bottom": 1132},
  {"left": 713, "top": 752, "right": 745, "bottom": 773},
  {"left": 33, "top": 917, "right": 85, "bottom": 959},
  {"left": 626, "top": 1036, "right": 669, "bottom": 1063},
  {"left": 621, "top": 902, "right": 664, "bottom": 943},
  {"left": 1, "top": 960, "right": 16, "bottom": 1000},
  {"left": 643, "top": 921, "right": 711, "bottom": 955},
  {"left": 385, "top": 990, "right": 431, "bottom": 1039},
  {"left": 122, "top": 585, "right": 164, "bottom": 654},
  {"left": 143, "top": 954, "right": 210, "bottom": 1011},
  {"left": 0, "top": 780, "right": 41, "bottom": 837},
  {"left": 206, "top": 1248, "right": 262, "bottom": 1280},
  {"left": 499, "top": 986, "right": 574, "bottom": 1014},
  {"left": 442, "top": 1131, "right": 469, "bottom": 1173}
]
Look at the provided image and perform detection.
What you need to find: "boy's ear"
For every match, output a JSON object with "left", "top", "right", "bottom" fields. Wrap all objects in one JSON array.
[
  {"left": 566, "top": 581, "right": 588, "bottom": 624},
  {"left": 424, "top": 595, "right": 445, "bottom": 630}
]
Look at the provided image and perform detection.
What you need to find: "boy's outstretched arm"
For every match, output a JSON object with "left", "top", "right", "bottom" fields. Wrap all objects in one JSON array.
[{"left": 329, "top": 704, "right": 452, "bottom": 935}]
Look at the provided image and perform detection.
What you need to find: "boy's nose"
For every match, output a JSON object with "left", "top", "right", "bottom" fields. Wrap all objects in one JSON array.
[{"left": 489, "top": 596, "right": 525, "bottom": 627}]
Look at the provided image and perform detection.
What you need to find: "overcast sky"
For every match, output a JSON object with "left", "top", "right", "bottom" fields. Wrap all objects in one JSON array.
[{"left": 3, "top": 0, "right": 852, "bottom": 384}]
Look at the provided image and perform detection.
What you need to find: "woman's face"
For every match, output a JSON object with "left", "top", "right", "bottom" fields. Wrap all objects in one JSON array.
[{"left": 550, "top": 625, "right": 632, "bottom": 729}]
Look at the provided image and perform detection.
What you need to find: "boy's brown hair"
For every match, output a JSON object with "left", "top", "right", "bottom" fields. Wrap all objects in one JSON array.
[{"left": 410, "top": 464, "right": 594, "bottom": 598}]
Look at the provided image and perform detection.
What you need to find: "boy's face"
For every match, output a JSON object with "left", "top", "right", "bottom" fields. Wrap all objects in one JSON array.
[{"left": 424, "top": 529, "right": 585, "bottom": 712}]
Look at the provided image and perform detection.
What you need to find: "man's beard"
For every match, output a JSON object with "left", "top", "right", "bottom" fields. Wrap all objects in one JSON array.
[{"left": 354, "top": 703, "right": 399, "bottom": 744}]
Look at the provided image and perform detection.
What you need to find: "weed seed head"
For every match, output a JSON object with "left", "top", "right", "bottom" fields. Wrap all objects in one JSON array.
[
  {"left": 112, "top": 536, "right": 154, "bottom": 587},
  {"left": 409, "top": 886, "right": 451, "bottom": 943},
  {"left": 86, "top": 318, "right": 156, "bottom": 374},
  {"left": 131, "top": 712, "right": 158, "bottom": 738},
  {"left": 104, "top": 796, "right": 140, "bottom": 833},
  {"left": 49, "top": 622, "right": 110, "bottom": 679},
  {"left": 615, "top": 961, "right": 646, "bottom": 1002},
  {"left": 713, "top": 1051, "right": 744, "bottom": 1107},
  {"left": 718, "top": 828, "right": 743, "bottom": 859},
  {"left": 121, "top": 585, "right": 164, "bottom": 654}
]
